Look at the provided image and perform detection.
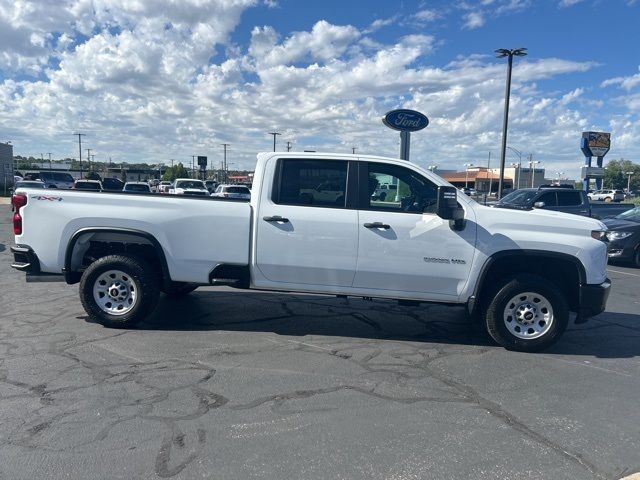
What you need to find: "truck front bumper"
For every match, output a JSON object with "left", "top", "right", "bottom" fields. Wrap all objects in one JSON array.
[{"left": 577, "top": 278, "right": 611, "bottom": 320}]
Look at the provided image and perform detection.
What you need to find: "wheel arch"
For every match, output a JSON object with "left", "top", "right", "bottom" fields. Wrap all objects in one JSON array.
[
  {"left": 468, "top": 250, "right": 586, "bottom": 317},
  {"left": 64, "top": 227, "right": 171, "bottom": 287}
]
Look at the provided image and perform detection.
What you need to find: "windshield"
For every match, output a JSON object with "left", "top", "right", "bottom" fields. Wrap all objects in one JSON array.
[
  {"left": 226, "top": 186, "right": 250, "bottom": 194},
  {"left": 496, "top": 190, "right": 538, "bottom": 208},
  {"left": 175, "top": 181, "right": 205, "bottom": 189},
  {"left": 616, "top": 207, "right": 640, "bottom": 223},
  {"left": 125, "top": 184, "right": 150, "bottom": 192},
  {"left": 15, "top": 181, "right": 45, "bottom": 189}
]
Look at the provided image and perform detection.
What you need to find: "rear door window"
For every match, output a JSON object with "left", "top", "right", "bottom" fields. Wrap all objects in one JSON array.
[
  {"left": 556, "top": 191, "right": 582, "bottom": 206},
  {"left": 274, "top": 159, "right": 348, "bottom": 208},
  {"left": 538, "top": 192, "right": 557, "bottom": 206}
]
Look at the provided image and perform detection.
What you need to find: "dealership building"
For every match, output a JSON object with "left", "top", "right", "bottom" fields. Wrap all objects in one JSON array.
[{"left": 1, "top": 142, "right": 13, "bottom": 186}]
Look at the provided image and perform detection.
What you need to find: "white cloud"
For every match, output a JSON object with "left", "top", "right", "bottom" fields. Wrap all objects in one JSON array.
[
  {"left": 559, "top": 0, "right": 584, "bottom": 7},
  {"left": 463, "top": 11, "right": 485, "bottom": 29},
  {"left": 601, "top": 66, "right": 640, "bottom": 91},
  {"left": 0, "top": 7, "right": 636, "bottom": 180},
  {"left": 414, "top": 9, "right": 439, "bottom": 22}
]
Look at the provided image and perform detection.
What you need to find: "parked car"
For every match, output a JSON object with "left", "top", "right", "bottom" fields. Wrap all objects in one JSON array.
[
  {"left": 102, "top": 177, "right": 124, "bottom": 191},
  {"left": 211, "top": 185, "right": 251, "bottom": 200},
  {"left": 495, "top": 188, "right": 591, "bottom": 217},
  {"left": 158, "top": 181, "right": 173, "bottom": 193},
  {"left": 169, "top": 179, "right": 209, "bottom": 196},
  {"left": 372, "top": 183, "right": 398, "bottom": 201},
  {"left": 494, "top": 187, "right": 633, "bottom": 219},
  {"left": 460, "top": 187, "right": 477, "bottom": 196},
  {"left": 13, "top": 180, "right": 46, "bottom": 190},
  {"left": 38, "top": 171, "right": 75, "bottom": 189},
  {"left": 603, "top": 207, "right": 640, "bottom": 267},
  {"left": 10, "top": 151, "right": 611, "bottom": 352},
  {"left": 73, "top": 180, "right": 102, "bottom": 191},
  {"left": 588, "top": 189, "right": 625, "bottom": 203},
  {"left": 123, "top": 182, "right": 152, "bottom": 194}
]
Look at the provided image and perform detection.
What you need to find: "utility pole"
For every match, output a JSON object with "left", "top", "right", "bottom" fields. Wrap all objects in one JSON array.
[
  {"left": 352, "top": 147, "right": 357, "bottom": 154},
  {"left": 86, "top": 148, "right": 92, "bottom": 174},
  {"left": 191, "top": 155, "right": 196, "bottom": 178},
  {"left": 286, "top": 141, "right": 292, "bottom": 152},
  {"left": 487, "top": 151, "right": 493, "bottom": 195},
  {"left": 73, "top": 133, "right": 85, "bottom": 176},
  {"left": 40, "top": 153, "right": 44, "bottom": 169},
  {"left": 625, "top": 171, "right": 634, "bottom": 194},
  {"left": 221, "top": 144, "right": 230, "bottom": 183},
  {"left": 268, "top": 132, "right": 281, "bottom": 152},
  {"left": 47, "top": 152, "right": 52, "bottom": 169}
]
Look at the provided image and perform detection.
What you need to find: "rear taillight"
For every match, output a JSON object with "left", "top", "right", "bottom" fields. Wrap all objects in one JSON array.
[{"left": 12, "top": 193, "right": 27, "bottom": 235}]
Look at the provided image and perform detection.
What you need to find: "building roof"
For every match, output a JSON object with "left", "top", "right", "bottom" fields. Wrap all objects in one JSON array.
[{"left": 441, "top": 171, "right": 510, "bottom": 182}]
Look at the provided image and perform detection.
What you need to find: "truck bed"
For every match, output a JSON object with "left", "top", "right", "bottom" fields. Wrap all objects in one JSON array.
[{"left": 16, "top": 190, "right": 252, "bottom": 283}]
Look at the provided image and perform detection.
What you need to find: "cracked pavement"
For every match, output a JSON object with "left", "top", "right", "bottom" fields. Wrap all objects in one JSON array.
[{"left": 0, "top": 209, "right": 639, "bottom": 479}]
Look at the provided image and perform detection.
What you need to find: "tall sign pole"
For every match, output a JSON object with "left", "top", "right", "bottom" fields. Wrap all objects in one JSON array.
[
  {"left": 580, "top": 132, "right": 610, "bottom": 191},
  {"left": 382, "top": 109, "right": 429, "bottom": 161}
]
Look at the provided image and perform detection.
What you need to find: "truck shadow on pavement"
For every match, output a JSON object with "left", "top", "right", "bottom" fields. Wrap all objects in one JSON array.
[{"left": 112, "top": 290, "right": 640, "bottom": 359}]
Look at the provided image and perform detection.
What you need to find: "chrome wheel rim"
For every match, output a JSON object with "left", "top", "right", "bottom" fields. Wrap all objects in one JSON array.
[
  {"left": 93, "top": 270, "right": 138, "bottom": 316},
  {"left": 503, "top": 291, "right": 554, "bottom": 340}
]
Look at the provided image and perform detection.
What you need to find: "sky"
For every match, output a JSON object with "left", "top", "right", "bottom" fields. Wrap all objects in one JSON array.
[{"left": 0, "top": 0, "right": 639, "bottom": 178}]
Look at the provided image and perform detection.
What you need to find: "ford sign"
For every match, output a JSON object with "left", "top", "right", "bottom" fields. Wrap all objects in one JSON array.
[{"left": 383, "top": 109, "right": 429, "bottom": 132}]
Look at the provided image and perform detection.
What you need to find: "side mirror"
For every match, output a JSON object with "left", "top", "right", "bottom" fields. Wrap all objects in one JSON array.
[
  {"left": 533, "top": 201, "right": 545, "bottom": 208},
  {"left": 436, "top": 186, "right": 465, "bottom": 229}
]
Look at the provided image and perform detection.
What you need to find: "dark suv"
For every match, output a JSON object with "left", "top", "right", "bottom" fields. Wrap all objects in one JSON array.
[{"left": 495, "top": 188, "right": 591, "bottom": 216}]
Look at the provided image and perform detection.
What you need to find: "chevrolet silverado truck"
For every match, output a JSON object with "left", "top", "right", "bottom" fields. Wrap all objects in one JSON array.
[{"left": 10, "top": 152, "right": 611, "bottom": 352}]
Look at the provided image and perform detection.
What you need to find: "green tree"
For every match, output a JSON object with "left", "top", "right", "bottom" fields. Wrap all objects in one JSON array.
[
  {"left": 604, "top": 159, "right": 640, "bottom": 191},
  {"left": 162, "top": 163, "right": 188, "bottom": 182}
]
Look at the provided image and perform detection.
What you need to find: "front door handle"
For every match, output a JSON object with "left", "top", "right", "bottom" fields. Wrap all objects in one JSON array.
[
  {"left": 263, "top": 215, "right": 289, "bottom": 223},
  {"left": 364, "top": 222, "right": 390, "bottom": 230}
]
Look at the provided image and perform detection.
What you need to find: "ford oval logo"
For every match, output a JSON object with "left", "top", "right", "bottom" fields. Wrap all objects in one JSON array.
[{"left": 382, "top": 109, "right": 429, "bottom": 132}]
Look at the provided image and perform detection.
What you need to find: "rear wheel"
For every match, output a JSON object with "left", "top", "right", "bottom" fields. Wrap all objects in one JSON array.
[
  {"left": 633, "top": 246, "right": 640, "bottom": 268},
  {"left": 604, "top": 197, "right": 612, "bottom": 203},
  {"left": 80, "top": 255, "right": 160, "bottom": 328},
  {"left": 484, "top": 274, "right": 569, "bottom": 352}
]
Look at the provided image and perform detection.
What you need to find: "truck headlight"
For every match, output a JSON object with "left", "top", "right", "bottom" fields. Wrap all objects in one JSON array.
[
  {"left": 591, "top": 230, "right": 607, "bottom": 241},
  {"left": 606, "top": 231, "right": 632, "bottom": 241}
]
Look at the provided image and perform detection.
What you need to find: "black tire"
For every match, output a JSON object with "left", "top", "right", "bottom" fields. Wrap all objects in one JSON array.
[
  {"left": 484, "top": 274, "right": 569, "bottom": 352},
  {"left": 79, "top": 255, "right": 160, "bottom": 328},
  {"left": 633, "top": 246, "right": 640, "bottom": 268},
  {"left": 379, "top": 192, "right": 387, "bottom": 201},
  {"left": 161, "top": 282, "right": 198, "bottom": 296}
]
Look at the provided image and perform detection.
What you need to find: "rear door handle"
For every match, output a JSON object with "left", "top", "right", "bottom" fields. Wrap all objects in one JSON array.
[
  {"left": 364, "top": 222, "right": 390, "bottom": 230},
  {"left": 263, "top": 215, "right": 289, "bottom": 223}
]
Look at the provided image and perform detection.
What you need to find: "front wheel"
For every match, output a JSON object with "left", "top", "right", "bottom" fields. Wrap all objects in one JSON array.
[
  {"left": 484, "top": 274, "right": 569, "bottom": 352},
  {"left": 604, "top": 197, "right": 612, "bottom": 203},
  {"left": 79, "top": 255, "right": 160, "bottom": 328}
]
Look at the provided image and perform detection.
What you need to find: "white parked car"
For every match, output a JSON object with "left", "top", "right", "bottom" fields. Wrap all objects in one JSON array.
[
  {"left": 158, "top": 181, "right": 172, "bottom": 193},
  {"left": 123, "top": 182, "right": 152, "bottom": 194},
  {"left": 211, "top": 185, "right": 251, "bottom": 200},
  {"left": 588, "top": 189, "right": 625, "bottom": 203},
  {"left": 169, "top": 179, "right": 209, "bottom": 196},
  {"left": 10, "top": 151, "right": 611, "bottom": 352}
]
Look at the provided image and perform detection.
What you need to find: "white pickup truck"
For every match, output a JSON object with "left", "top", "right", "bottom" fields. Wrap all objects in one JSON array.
[{"left": 10, "top": 152, "right": 611, "bottom": 352}]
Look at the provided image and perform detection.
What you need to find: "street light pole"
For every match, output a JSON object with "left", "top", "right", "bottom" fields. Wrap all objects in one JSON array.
[
  {"left": 529, "top": 158, "right": 540, "bottom": 187},
  {"left": 464, "top": 163, "right": 473, "bottom": 188},
  {"left": 73, "top": 133, "right": 85, "bottom": 176},
  {"left": 268, "top": 132, "right": 281, "bottom": 152},
  {"left": 625, "top": 171, "right": 634, "bottom": 194},
  {"left": 495, "top": 47, "right": 527, "bottom": 199},
  {"left": 506, "top": 146, "right": 522, "bottom": 190}
]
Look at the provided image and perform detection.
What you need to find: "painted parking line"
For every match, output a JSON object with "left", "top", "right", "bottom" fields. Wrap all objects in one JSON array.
[
  {"left": 619, "top": 474, "right": 640, "bottom": 480},
  {"left": 608, "top": 269, "right": 640, "bottom": 278}
]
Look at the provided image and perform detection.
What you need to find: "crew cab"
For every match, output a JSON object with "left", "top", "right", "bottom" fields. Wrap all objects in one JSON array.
[{"left": 10, "top": 152, "right": 611, "bottom": 352}]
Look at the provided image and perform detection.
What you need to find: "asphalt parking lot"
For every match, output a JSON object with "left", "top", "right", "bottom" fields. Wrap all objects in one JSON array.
[{"left": 0, "top": 204, "right": 639, "bottom": 480}]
